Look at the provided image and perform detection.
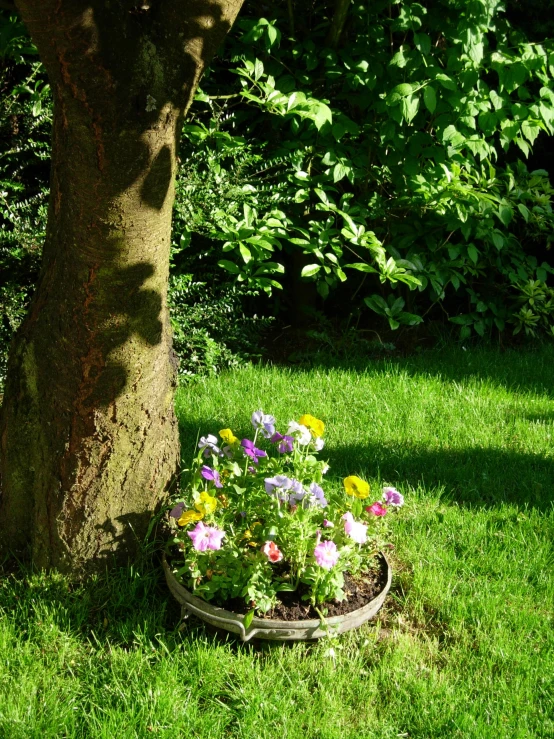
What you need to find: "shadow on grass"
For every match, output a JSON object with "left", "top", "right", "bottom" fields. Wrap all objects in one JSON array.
[{"left": 278, "top": 343, "right": 554, "bottom": 400}]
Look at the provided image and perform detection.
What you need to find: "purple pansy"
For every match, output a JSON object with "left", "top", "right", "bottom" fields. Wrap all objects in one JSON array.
[
  {"left": 309, "top": 482, "right": 328, "bottom": 508},
  {"left": 241, "top": 438, "right": 267, "bottom": 465},
  {"left": 251, "top": 410, "right": 277, "bottom": 439},
  {"left": 169, "top": 502, "right": 185, "bottom": 519},
  {"left": 382, "top": 486, "right": 404, "bottom": 507},
  {"left": 270, "top": 432, "right": 295, "bottom": 454},
  {"left": 187, "top": 521, "right": 225, "bottom": 552},
  {"left": 265, "top": 475, "right": 293, "bottom": 501},
  {"left": 201, "top": 465, "right": 223, "bottom": 489}
]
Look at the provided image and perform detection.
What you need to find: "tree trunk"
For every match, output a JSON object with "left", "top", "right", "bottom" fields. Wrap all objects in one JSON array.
[{"left": 0, "top": 0, "right": 244, "bottom": 575}]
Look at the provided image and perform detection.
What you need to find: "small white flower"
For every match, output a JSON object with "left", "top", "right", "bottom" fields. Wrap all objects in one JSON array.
[
  {"left": 287, "top": 421, "right": 311, "bottom": 446},
  {"left": 314, "top": 437, "right": 325, "bottom": 451}
]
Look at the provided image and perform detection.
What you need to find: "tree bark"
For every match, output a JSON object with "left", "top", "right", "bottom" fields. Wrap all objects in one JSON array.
[{"left": 0, "top": 0, "right": 244, "bottom": 575}]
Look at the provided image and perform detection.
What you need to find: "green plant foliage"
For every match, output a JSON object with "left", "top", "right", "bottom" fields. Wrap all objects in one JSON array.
[{"left": 185, "top": 0, "right": 554, "bottom": 338}]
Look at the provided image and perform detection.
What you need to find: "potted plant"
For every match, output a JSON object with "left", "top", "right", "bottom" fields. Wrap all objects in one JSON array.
[{"left": 164, "top": 410, "right": 404, "bottom": 641}]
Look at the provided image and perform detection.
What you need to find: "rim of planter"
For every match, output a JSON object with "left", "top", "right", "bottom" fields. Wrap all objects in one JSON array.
[{"left": 163, "top": 552, "right": 392, "bottom": 642}]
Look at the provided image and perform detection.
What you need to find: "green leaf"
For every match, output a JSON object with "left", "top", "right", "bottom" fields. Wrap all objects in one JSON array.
[
  {"left": 336, "top": 267, "right": 347, "bottom": 282},
  {"left": 301, "top": 264, "right": 321, "bottom": 278},
  {"left": 467, "top": 244, "right": 479, "bottom": 264},
  {"left": 423, "top": 85, "right": 436, "bottom": 114},
  {"left": 435, "top": 73, "right": 456, "bottom": 91},
  {"left": 243, "top": 610, "right": 255, "bottom": 629},
  {"left": 401, "top": 94, "right": 419, "bottom": 124},
  {"left": 218, "top": 260, "right": 240, "bottom": 274},
  {"left": 314, "top": 103, "right": 332, "bottom": 130},
  {"left": 344, "top": 262, "right": 377, "bottom": 273},
  {"left": 492, "top": 231, "right": 504, "bottom": 250},
  {"left": 254, "top": 58, "right": 264, "bottom": 81},
  {"left": 414, "top": 32, "right": 431, "bottom": 55},
  {"left": 498, "top": 204, "right": 513, "bottom": 226},
  {"left": 387, "top": 83, "right": 414, "bottom": 105},
  {"left": 239, "top": 243, "right": 252, "bottom": 263},
  {"left": 333, "top": 162, "right": 350, "bottom": 183}
]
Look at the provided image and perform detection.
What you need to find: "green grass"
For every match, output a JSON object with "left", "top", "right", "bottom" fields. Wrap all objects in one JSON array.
[{"left": 1, "top": 345, "right": 554, "bottom": 738}]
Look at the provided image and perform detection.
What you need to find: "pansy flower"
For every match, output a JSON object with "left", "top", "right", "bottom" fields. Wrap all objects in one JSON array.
[
  {"left": 270, "top": 432, "right": 294, "bottom": 454},
  {"left": 343, "top": 475, "right": 370, "bottom": 499},
  {"left": 299, "top": 414, "right": 325, "bottom": 438},
  {"left": 241, "top": 438, "right": 267, "bottom": 464},
  {"left": 251, "top": 410, "right": 276, "bottom": 439},
  {"left": 219, "top": 428, "right": 239, "bottom": 445},
  {"left": 198, "top": 434, "right": 221, "bottom": 458},
  {"left": 287, "top": 421, "right": 312, "bottom": 446},
  {"left": 201, "top": 465, "right": 223, "bottom": 489},
  {"left": 382, "top": 486, "right": 404, "bottom": 507},
  {"left": 195, "top": 491, "right": 218, "bottom": 516}
]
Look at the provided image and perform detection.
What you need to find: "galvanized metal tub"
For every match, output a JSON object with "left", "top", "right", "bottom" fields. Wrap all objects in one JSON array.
[{"left": 163, "top": 553, "right": 391, "bottom": 642}]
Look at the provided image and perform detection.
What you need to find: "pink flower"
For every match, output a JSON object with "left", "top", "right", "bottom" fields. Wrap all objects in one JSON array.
[
  {"left": 367, "top": 502, "right": 388, "bottom": 517},
  {"left": 322, "top": 518, "right": 334, "bottom": 528},
  {"left": 187, "top": 521, "right": 225, "bottom": 552},
  {"left": 262, "top": 541, "right": 283, "bottom": 563},
  {"left": 342, "top": 512, "right": 368, "bottom": 544},
  {"left": 314, "top": 540, "right": 339, "bottom": 569},
  {"left": 382, "top": 486, "right": 404, "bottom": 507}
]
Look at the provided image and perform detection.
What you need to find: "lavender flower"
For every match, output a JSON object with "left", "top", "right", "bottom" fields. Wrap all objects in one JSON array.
[
  {"left": 314, "top": 540, "right": 339, "bottom": 569},
  {"left": 309, "top": 482, "right": 328, "bottom": 508},
  {"left": 382, "top": 486, "right": 404, "bottom": 507},
  {"left": 187, "top": 521, "right": 225, "bottom": 552},
  {"left": 241, "top": 438, "right": 267, "bottom": 465},
  {"left": 270, "top": 432, "right": 295, "bottom": 454},
  {"left": 198, "top": 434, "right": 221, "bottom": 458},
  {"left": 200, "top": 465, "right": 223, "bottom": 489},
  {"left": 251, "top": 410, "right": 277, "bottom": 439},
  {"left": 265, "top": 475, "right": 293, "bottom": 501}
]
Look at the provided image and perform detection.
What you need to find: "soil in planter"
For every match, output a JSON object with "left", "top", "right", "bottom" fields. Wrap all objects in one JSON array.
[{"left": 217, "top": 556, "right": 388, "bottom": 622}]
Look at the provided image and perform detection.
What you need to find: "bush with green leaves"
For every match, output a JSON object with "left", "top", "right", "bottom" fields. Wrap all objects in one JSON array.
[{"left": 184, "top": 0, "right": 554, "bottom": 338}]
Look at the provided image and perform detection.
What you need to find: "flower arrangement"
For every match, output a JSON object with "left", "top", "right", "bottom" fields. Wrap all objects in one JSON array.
[{"left": 167, "top": 410, "right": 404, "bottom": 616}]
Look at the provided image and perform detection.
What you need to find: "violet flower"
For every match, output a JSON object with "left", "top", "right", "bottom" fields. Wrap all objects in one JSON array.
[
  {"left": 201, "top": 465, "right": 223, "bottom": 489},
  {"left": 270, "top": 432, "right": 294, "bottom": 454},
  {"left": 382, "top": 486, "right": 404, "bottom": 507},
  {"left": 241, "top": 438, "right": 267, "bottom": 465},
  {"left": 169, "top": 502, "right": 185, "bottom": 519},
  {"left": 309, "top": 482, "right": 328, "bottom": 508},
  {"left": 342, "top": 512, "right": 368, "bottom": 544},
  {"left": 251, "top": 410, "right": 277, "bottom": 439},
  {"left": 265, "top": 475, "right": 293, "bottom": 501},
  {"left": 198, "top": 434, "right": 221, "bottom": 458},
  {"left": 314, "top": 540, "right": 340, "bottom": 569},
  {"left": 187, "top": 521, "right": 225, "bottom": 552}
]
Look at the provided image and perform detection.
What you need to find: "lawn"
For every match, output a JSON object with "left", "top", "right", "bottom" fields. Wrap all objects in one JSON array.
[{"left": 1, "top": 345, "right": 553, "bottom": 738}]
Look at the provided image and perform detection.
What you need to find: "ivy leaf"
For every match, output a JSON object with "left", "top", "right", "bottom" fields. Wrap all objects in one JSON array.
[{"left": 423, "top": 85, "right": 436, "bottom": 114}]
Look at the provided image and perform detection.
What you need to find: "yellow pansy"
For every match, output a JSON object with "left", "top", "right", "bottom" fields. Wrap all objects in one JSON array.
[
  {"left": 177, "top": 509, "right": 203, "bottom": 526},
  {"left": 343, "top": 475, "right": 370, "bottom": 499},
  {"left": 219, "top": 428, "right": 239, "bottom": 445},
  {"left": 299, "top": 414, "right": 325, "bottom": 437},
  {"left": 195, "top": 491, "right": 218, "bottom": 516}
]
